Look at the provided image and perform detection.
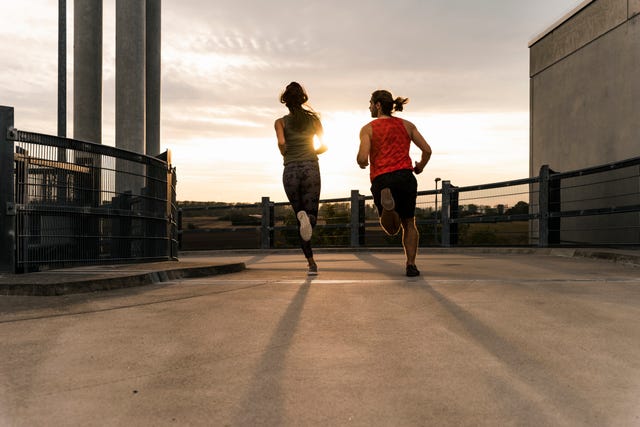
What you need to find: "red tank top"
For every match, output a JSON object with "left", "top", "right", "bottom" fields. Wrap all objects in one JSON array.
[{"left": 369, "top": 117, "right": 413, "bottom": 181}]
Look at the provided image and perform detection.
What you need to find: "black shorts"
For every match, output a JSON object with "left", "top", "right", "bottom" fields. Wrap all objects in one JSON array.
[{"left": 371, "top": 169, "right": 418, "bottom": 219}]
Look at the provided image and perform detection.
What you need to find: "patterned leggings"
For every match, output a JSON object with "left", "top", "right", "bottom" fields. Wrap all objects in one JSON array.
[{"left": 283, "top": 161, "right": 321, "bottom": 259}]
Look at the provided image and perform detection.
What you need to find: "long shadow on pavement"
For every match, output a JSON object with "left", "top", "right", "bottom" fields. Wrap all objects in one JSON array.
[
  {"left": 354, "top": 252, "right": 408, "bottom": 279},
  {"left": 233, "top": 276, "right": 313, "bottom": 425},
  {"left": 415, "top": 277, "right": 600, "bottom": 424}
]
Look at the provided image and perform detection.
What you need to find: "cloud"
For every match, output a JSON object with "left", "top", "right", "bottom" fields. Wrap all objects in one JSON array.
[
  {"left": 0, "top": 0, "right": 584, "bottom": 201},
  {"left": 159, "top": 0, "right": 579, "bottom": 117}
]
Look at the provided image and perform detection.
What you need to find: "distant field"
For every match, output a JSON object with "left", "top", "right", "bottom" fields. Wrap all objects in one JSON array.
[
  {"left": 457, "top": 221, "right": 530, "bottom": 245},
  {"left": 182, "top": 216, "right": 233, "bottom": 229},
  {"left": 180, "top": 217, "right": 532, "bottom": 250}
]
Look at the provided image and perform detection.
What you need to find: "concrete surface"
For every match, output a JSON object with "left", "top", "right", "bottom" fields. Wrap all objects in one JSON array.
[
  {"left": 1, "top": 249, "right": 640, "bottom": 426},
  {"left": 0, "top": 261, "right": 246, "bottom": 296}
]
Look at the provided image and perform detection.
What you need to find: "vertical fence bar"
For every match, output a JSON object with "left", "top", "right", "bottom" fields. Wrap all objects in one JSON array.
[
  {"left": 0, "top": 106, "right": 16, "bottom": 273},
  {"left": 177, "top": 208, "right": 183, "bottom": 251},
  {"left": 450, "top": 186, "right": 459, "bottom": 246},
  {"left": 261, "top": 196, "right": 271, "bottom": 249},
  {"left": 269, "top": 201, "right": 275, "bottom": 248},
  {"left": 538, "top": 165, "right": 550, "bottom": 247},
  {"left": 164, "top": 156, "right": 173, "bottom": 259},
  {"left": 359, "top": 193, "right": 365, "bottom": 246},
  {"left": 350, "top": 189, "right": 360, "bottom": 247},
  {"left": 549, "top": 172, "right": 561, "bottom": 245},
  {"left": 441, "top": 180, "right": 451, "bottom": 247},
  {"left": 171, "top": 167, "right": 179, "bottom": 259}
]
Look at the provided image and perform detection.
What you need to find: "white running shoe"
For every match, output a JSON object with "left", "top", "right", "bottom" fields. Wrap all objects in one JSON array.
[
  {"left": 297, "top": 211, "right": 313, "bottom": 241},
  {"left": 381, "top": 188, "right": 395, "bottom": 211}
]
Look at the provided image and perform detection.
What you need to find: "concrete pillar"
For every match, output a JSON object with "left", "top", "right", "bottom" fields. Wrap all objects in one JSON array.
[
  {"left": 146, "top": 0, "right": 161, "bottom": 156},
  {"left": 73, "top": 0, "right": 102, "bottom": 144},
  {"left": 58, "top": 0, "right": 66, "bottom": 138},
  {"left": 116, "top": 0, "right": 146, "bottom": 193},
  {"left": 116, "top": 0, "right": 146, "bottom": 155}
]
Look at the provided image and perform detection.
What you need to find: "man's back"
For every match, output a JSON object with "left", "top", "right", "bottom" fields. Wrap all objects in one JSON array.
[{"left": 369, "top": 117, "right": 413, "bottom": 180}]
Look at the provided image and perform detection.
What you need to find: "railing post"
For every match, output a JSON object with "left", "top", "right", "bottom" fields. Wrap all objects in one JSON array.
[
  {"left": 539, "top": 165, "right": 550, "bottom": 247},
  {"left": 0, "top": 106, "right": 16, "bottom": 273},
  {"left": 450, "top": 186, "right": 459, "bottom": 246},
  {"left": 441, "top": 180, "right": 451, "bottom": 247},
  {"left": 358, "top": 193, "right": 365, "bottom": 246},
  {"left": 177, "top": 208, "right": 183, "bottom": 251},
  {"left": 269, "top": 201, "right": 275, "bottom": 248},
  {"left": 164, "top": 153, "right": 178, "bottom": 260},
  {"left": 549, "top": 171, "right": 561, "bottom": 245},
  {"left": 350, "top": 190, "right": 361, "bottom": 247},
  {"left": 261, "top": 196, "right": 272, "bottom": 249}
]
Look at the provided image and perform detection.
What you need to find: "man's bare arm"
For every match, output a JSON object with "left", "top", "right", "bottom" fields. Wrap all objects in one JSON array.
[
  {"left": 357, "top": 125, "right": 372, "bottom": 169},
  {"left": 405, "top": 120, "right": 432, "bottom": 174}
]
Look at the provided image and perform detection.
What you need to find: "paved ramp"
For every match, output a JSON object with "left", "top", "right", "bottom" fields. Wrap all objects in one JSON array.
[{"left": 1, "top": 251, "right": 639, "bottom": 426}]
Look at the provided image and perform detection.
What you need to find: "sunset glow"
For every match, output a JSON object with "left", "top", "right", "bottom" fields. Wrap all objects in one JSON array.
[{"left": 1, "top": 0, "right": 584, "bottom": 202}]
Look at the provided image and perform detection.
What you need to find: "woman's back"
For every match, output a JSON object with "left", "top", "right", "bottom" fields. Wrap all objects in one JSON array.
[{"left": 282, "top": 114, "right": 318, "bottom": 164}]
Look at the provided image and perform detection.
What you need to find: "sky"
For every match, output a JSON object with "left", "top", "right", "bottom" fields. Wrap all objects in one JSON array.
[{"left": 0, "top": 0, "right": 584, "bottom": 203}]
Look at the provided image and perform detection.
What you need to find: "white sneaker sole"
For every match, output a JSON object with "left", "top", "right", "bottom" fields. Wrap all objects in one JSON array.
[
  {"left": 297, "top": 211, "right": 313, "bottom": 241},
  {"left": 381, "top": 188, "right": 395, "bottom": 211}
]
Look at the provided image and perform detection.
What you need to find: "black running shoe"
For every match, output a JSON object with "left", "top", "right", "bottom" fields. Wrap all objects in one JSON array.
[
  {"left": 307, "top": 264, "right": 318, "bottom": 276},
  {"left": 406, "top": 264, "right": 420, "bottom": 277}
]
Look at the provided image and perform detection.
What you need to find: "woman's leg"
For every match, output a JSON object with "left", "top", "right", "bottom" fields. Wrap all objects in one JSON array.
[
  {"left": 299, "top": 162, "right": 321, "bottom": 261},
  {"left": 283, "top": 163, "right": 316, "bottom": 261}
]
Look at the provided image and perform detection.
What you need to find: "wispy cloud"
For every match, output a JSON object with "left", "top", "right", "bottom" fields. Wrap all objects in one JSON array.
[{"left": 0, "top": 0, "right": 584, "bottom": 201}]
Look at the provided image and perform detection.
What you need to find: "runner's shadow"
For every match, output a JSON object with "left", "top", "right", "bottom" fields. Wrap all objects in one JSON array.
[
  {"left": 414, "top": 278, "right": 598, "bottom": 423},
  {"left": 233, "top": 276, "right": 313, "bottom": 425},
  {"left": 242, "top": 253, "right": 270, "bottom": 266},
  {"left": 354, "top": 252, "right": 407, "bottom": 279}
]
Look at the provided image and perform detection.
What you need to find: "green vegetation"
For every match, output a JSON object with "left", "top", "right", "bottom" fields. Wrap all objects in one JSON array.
[{"left": 178, "top": 200, "right": 532, "bottom": 248}]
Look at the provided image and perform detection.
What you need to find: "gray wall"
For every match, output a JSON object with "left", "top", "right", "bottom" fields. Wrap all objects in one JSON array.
[
  {"left": 530, "top": 0, "right": 640, "bottom": 173},
  {"left": 529, "top": 0, "right": 640, "bottom": 245}
]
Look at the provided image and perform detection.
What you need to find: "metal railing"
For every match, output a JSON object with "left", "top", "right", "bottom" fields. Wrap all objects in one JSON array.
[
  {"left": 0, "top": 106, "right": 178, "bottom": 273},
  {"left": 179, "top": 158, "right": 640, "bottom": 251}
]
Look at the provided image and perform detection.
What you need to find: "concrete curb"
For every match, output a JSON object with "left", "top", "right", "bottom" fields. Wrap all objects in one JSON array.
[
  {"left": 181, "top": 247, "right": 640, "bottom": 267},
  {"left": 0, "top": 262, "right": 246, "bottom": 297},
  {"left": 571, "top": 249, "right": 640, "bottom": 267},
  {"left": 1, "top": 246, "right": 637, "bottom": 297}
]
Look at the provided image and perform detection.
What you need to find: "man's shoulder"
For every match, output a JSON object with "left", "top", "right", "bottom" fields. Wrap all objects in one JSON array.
[
  {"left": 395, "top": 116, "right": 413, "bottom": 125},
  {"left": 359, "top": 121, "right": 374, "bottom": 136},
  {"left": 398, "top": 117, "right": 415, "bottom": 131},
  {"left": 360, "top": 120, "right": 375, "bottom": 130}
]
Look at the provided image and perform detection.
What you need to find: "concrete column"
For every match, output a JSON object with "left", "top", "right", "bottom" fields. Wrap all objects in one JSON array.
[
  {"left": 116, "top": 0, "right": 146, "bottom": 155},
  {"left": 58, "top": 0, "right": 66, "bottom": 138},
  {"left": 73, "top": 0, "right": 102, "bottom": 144},
  {"left": 116, "top": 0, "right": 146, "bottom": 193},
  {"left": 146, "top": 0, "right": 161, "bottom": 156}
]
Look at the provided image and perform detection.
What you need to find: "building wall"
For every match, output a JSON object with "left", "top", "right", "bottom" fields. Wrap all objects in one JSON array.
[
  {"left": 530, "top": 0, "right": 640, "bottom": 174},
  {"left": 529, "top": 0, "right": 640, "bottom": 245}
]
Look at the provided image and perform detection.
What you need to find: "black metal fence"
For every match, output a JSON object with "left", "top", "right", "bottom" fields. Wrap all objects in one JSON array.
[
  {"left": 0, "top": 106, "right": 178, "bottom": 273},
  {"left": 179, "top": 157, "right": 640, "bottom": 250}
]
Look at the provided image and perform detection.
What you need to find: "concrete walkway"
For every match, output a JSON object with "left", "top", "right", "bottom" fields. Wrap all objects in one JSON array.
[{"left": 1, "top": 249, "right": 639, "bottom": 426}]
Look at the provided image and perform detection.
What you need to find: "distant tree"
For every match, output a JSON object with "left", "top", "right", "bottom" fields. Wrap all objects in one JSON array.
[
  {"left": 506, "top": 201, "right": 529, "bottom": 216},
  {"left": 459, "top": 204, "right": 479, "bottom": 217},
  {"left": 484, "top": 207, "right": 498, "bottom": 216}
]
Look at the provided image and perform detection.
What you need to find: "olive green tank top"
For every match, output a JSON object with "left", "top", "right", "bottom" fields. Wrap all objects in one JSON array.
[{"left": 282, "top": 114, "right": 318, "bottom": 165}]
